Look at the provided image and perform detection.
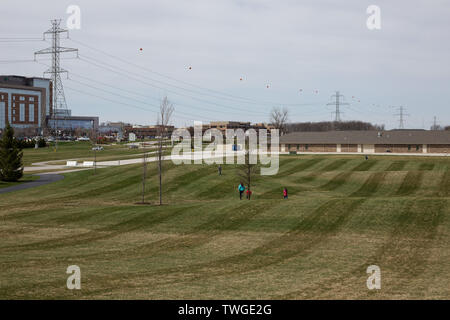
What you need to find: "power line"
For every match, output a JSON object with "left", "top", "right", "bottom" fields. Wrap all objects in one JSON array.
[
  {"left": 76, "top": 54, "right": 275, "bottom": 117},
  {"left": 69, "top": 38, "right": 294, "bottom": 106},
  {"left": 66, "top": 73, "right": 254, "bottom": 119}
]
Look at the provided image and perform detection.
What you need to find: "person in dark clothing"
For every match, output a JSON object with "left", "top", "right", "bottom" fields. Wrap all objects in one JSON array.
[
  {"left": 218, "top": 165, "right": 222, "bottom": 175},
  {"left": 238, "top": 182, "right": 245, "bottom": 200}
]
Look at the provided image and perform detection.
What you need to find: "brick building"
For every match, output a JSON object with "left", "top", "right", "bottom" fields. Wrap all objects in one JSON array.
[
  {"left": 280, "top": 130, "right": 450, "bottom": 154},
  {"left": 0, "top": 75, "right": 51, "bottom": 133}
]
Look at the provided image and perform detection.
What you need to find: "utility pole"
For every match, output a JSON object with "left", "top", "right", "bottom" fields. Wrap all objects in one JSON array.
[
  {"left": 327, "top": 91, "right": 348, "bottom": 122},
  {"left": 35, "top": 19, "right": 78, "bottom": 151},
  {"left": 392, "top": 106, "right": 409, "bottom": 129}
]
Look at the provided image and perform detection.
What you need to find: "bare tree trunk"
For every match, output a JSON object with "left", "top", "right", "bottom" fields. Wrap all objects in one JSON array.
[
  {"left": 142, "top": 148, "right": 147, "bottom": 203},
  {"left": 158, "top": 139, "right": 162, "bottom": 205},
  {"left": 157, "top": 96, "right": 174, "bottom": 206}
]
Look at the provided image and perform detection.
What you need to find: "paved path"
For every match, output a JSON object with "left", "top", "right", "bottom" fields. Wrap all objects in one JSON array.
[{"left": 0, "top": 174, "right": 64, "bottom": 195}]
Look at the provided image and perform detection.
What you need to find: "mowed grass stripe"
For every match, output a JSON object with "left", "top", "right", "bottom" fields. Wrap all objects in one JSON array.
[
  {"left": 0, "top": 200, "right": 281, "bottom": 270},
  {"left": 20, "top": 198, "right": 364, "bottom": 297},
  {"left": 103, "top": 199, "right": 366, "bottom": 290},
  {"left": 318, "top": 172, "right": 354, "bottom": 191},
  {"left": 1, "top": 204, "right": 198, "bottom": 253},
  {"left": 395, "top": 171, "right": 424, "bottom": 196},
  {"left": 364, "top": 199, "right": 446, "bottom": 293},
  {"left": 436, "top": 170, "right": 450, "bottom": 197},
  {"left": 277, "top": 158, "right": 326, "bottom": 177},
  {"left": 351, "top": 160, "right": 378, "bottom": 172},
  {"left": 320, "top": 159, "right": 351, "bottom": 171},
  {"left": 419, "top": 162, "right": 435, "bottom": 171},
  {"left": 351, "top": 172, "right": 387, "bottom": 197},
  {"left": 386, "top": 161, "right": 408, "bottom": 171},
  {"left": 277, "top": 198, "right": 446, "bottom": 299}
]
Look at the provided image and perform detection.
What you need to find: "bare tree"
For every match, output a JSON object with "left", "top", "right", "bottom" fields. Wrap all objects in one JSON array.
[
  {"left": 141, "top": 146, "right": 147, "bottom": 204},
  {"left": 156, "top": 96, "right": 174, "bottom": 205},
  {"left": 237, "top": 139, "right": 259, "bottom": 200},
  {"left": 270, "top": 107, "right": 289, "bottom": 135}
]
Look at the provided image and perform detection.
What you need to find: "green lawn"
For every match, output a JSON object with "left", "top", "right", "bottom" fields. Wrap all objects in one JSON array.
[
  {"left": 0, "top": 155, "right": 449, "bottom": 299},
  {"left": 22, "top": 141, "right": 169, "bottom": 166}
]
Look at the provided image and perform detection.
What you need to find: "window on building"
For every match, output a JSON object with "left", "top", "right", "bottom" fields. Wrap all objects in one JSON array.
[
  {"left": 408, "top": 145, "right": 411, "bottom": 151},
  {"left": 19, "top": 96, "right": 25, "bottom": 101},
  {"left": 29, "top": 97, "right": 34, "bottom": 102},
  {"left": 305, "top": 144, "right": 309, "bottom": 150},
  {"left": 20, "top": 104, "right": 25, "bottom": 122},
  {"left": 297, "top": 144, "right": 300, "bottom": 150},
  {"left": 29, "top": 105, "right": 34, "bottom": 122},
  {"left": 416, "top": 145, "right": 420, "bottom": 151}
]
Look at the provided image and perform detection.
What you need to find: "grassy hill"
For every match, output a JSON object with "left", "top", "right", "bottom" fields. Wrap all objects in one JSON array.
[{"left": 0, "top": 155, "right": 449, "bottom": 299}]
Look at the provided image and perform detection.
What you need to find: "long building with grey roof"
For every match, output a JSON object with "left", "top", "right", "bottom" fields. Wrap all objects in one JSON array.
[{"left": 279, "top": 130, "right": 450, "bottom": 154}]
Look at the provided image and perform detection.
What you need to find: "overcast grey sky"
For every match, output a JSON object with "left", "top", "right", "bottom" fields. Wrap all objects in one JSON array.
[{"left": 1, "top": 0, "right": 449, "bottom": 129}]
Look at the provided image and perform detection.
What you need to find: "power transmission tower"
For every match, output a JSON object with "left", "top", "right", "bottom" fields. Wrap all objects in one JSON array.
[
  {"left": 327, "top": 91, "right": 349, "bottom": 122},
  {"left": 431, "top": 116, "right": 440, "bottom": 130},
  {"left": 392, "top": 106, "right": 409, "bottom": 129},
  {"left": 34, "top": 19, "right": 78, "bottom": 150}
]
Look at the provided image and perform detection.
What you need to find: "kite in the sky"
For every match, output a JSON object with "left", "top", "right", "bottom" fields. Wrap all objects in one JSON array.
[
  {"left": 266, "top": 84, "right": 270, "bottom": 88},
  {"left": 188, "top": 66, "right": 192, "bottom": 70}
]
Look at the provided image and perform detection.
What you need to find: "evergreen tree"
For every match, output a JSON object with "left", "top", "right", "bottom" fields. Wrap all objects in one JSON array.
[{"left": 0, "top": 123, "right": 23, "bottom": 182}]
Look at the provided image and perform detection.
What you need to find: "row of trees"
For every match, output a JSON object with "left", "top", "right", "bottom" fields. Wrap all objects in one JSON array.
[{"left": 287, "top": 120, "right": 385, "bottom": 132}]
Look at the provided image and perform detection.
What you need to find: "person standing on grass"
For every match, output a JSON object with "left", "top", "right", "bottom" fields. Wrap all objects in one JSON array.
[
  {"left": 246, "top": 188, "right": 252, "bottom": 200},
  {"left": 238, "top": 182, "right": 245, "bottom": 200},
  {"left": 218, "top": 165, "right": 222, "bottom": 176},
  {"left": 283, "top": 187, "right": 288, "bottom": 199}
]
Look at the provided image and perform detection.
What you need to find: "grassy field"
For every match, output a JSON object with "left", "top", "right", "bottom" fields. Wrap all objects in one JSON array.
[
  {"left": 0, "top": 154, "right": 449, "bottom": 299},
  {"left": 22, "top": 141, "right": 161, "bottom": 166}
]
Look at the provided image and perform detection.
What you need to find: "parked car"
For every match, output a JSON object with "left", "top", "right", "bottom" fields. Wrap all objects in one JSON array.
[
  {"left": 92, "top": 146, "right": 104, "bottom": 151},
  {"left": 77, "top": 137, "right": 90, "bottom": 141}
]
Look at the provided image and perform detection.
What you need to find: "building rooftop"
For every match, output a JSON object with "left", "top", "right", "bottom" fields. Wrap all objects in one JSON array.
[
  {"left": 0, "top": 75, "right": 51, "bottom": 87},
  {"left": 280, "top": 130, "right": 450, "bottom": 145}
]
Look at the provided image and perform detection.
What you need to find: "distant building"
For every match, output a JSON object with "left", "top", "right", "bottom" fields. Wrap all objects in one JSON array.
[
  {"left": 280, "top": 130, "right": 450, "bottom": 154},
  {"left": 47, "top": 114, "right": 99, "bottom": 132},
  {"left": 124, "top": 125, "right": 175, "bottom": 139},
  {"left": 98, "top": 121, "right": 129, "bottom": 135},
  {"left": 209, "top": 121, "right": 251, "bottom": 133},
  {"left": 0, "top": 75, "right": 51, "bottom": 132}
]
